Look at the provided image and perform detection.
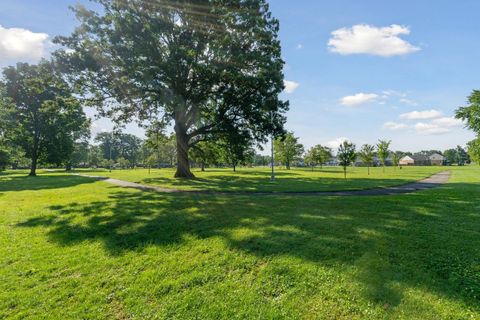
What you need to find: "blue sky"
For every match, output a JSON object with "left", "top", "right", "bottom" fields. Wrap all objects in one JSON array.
[{"left": 0, "top": 0, "right": 478, "bottom": 152}]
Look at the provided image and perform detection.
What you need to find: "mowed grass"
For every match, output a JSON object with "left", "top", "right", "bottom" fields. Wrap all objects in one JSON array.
[
  {"left": 0, "top": 166, "right": 479, "bottom": 319},
  {"left": 78, "top": 166, "right": 445, "bottom": 192}
]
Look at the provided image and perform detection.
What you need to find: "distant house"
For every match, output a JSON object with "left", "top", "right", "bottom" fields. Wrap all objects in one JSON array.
[
  {"left": 399, "top": 155, "right": 414, "bottom": 166},
  {"left": 429, "top": 153, "right": 445, "bottom": 166},
  {"left": 411, "top": 154, "right": 430, "bottom": 166}
]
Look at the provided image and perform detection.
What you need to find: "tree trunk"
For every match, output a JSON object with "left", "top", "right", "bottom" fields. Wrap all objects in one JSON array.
[
  {"left": 367, "top": 165, "right": 370, "bottom": 175},
  {"left": 29, "top": 155, "right": 37, "bottom": 176},
  {"left": 286, "top": 160, "right": 290, "bottom": 170},
  {"left": 201, "top": 161, "right": 205, "bottom": 172},
  {"left": 174, "top": 122, "right": 194, "bottom": 179},
  {"left": 343, "top": 166, "right": 347, "bottom": 179}
]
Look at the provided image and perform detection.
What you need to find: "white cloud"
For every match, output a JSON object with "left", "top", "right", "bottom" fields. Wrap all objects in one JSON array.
[
  {"left": 328, "top": 24, "right": 420, "bottom": 57},
  {"left": 340, "top": 92, "right": 378, "bottom": 106},
  {"left": 414, "top": 122, "right": 450, "bottom": 135},
  {"left": 0, "top": 25, "right": 49, "bottom": 65},
  {"left": 326, "top": 137, "right": 350, "bottom": 149},
  {"left": 284, "top": 80, "right": 300, "bottom": 93},
  {"left": 400, "top": 109, "right": 443, "bottom": 120},
  {"left": 383, "top": 121, "right": 408, "bottom": 130},
  {"left": 399, "top": 98, "right": 419, "bottom": 107},
  {"left": 431, "top": 117, "right": 463, "bottom": 127},
  {"left": 296, "top": 44, "right": 303, "bottom": 49}
]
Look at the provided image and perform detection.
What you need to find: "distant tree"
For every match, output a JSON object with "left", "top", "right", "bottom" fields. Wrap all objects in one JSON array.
[
  {"left": 358, "top": 144, "right": 375, "bottom": 175},
  {"left": 68, "top": 141, "right": 90, "bottom": 169},
  {"left": 456, "top": 145, "right": 469, "bottom": 165},
  {"left": 305, "top": 145, "right": 332, "bottom": 170},
  {"left": 100, "top": 158, "right": 114, "bottom": 170},
  {"left": 377, "top": 140, "right": 391, "bottom": 172},
  {"left": 304, "top": 147, "right": 318, "bottom": 170},
  {"left": 390, "top": 152, "right": 401, "bottom": 170},
  {"left": 443, "top": 148, "right": 457, "bottom": 165},
  {"left": 467, "top": 138, "right": 480, "bottom": 165},
  {"left": 337, "top": 141, "right": 356, "bottom": 179},
  {"left": 456, "top": 90, "right": 480, "bottom": 134},
  {"left": 0, "top": 61, "right": 89, "bottom": 176},
  {"left": 218, "top": 131, "right": 255, "bottom": 172},
  {"left": 274, "top": 132, "right": 304, "bottom": 170},
  {"left": 117, "top": 157, "right": 130, "bottom": 169},
  {"left": 253, "top": 154, "right": 270, "bottom": 167},
  {"left": 88, "top": 145, "right": 104, "bottom": 168},
  {"left": 190, "top": 141, "right": 220, "bottom": 171},
  {"left": 417, "top": 150, "right": 443, "bottom": 157},
  {"left": 55, "top": 0, "right": 288, "bottom": 178},
  {"left": 96, "top": 132, "right": 143, "bottom": 167}
]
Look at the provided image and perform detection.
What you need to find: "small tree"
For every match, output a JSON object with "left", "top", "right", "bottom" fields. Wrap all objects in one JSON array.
[
  {"left": 190, "top": 141, "right": 220, "bottom": 172},
  {"left": 358, "top": 144, "right": 375, "bottom": 175},
  {"left": 377, "top": 139, "right": 391, "bottom": 173},
  {"left": 337, "top": 141, "right": 356, "bottom": 179},
  {"left": 390, "top": 152, "right": 401, "bottom": 170},
  {"left": 117, "top": 157, "right": 130, "bottom": 169},
  {"left": 274, "top": 132, "right": 304, "bottom": 170},
  {"left": 304, "top": 147, "right": 319, "bottom": 171},
  {"left": 456, "top": 145, "right": 469, "bottom": 165}
]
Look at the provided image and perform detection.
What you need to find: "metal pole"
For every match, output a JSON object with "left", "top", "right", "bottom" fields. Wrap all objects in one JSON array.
[
  {"left": 109, "top": 132, "right": 112, "bottom": 172},
  {"left": 271, "top": 134, "right": 275, "bottom": 181}
]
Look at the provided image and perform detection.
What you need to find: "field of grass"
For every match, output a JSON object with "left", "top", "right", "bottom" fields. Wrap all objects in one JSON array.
[
  {"left": 77, "top": 166, "right": 445, "bottom": 192},
  {"left": 0, "top": 166, "right": 479, "bottom": 319}
]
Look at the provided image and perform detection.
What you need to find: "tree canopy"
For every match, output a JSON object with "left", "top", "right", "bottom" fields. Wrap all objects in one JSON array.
[
  {"left": 358, "top": 144, "right": 375, "bottom": 175},
  {"left": 0, "top": 60, "right": 89, "bottom": 176},
  {"left": 456, "top": 90, "right": 480, "bottom": 134},
  {"left": 304, "top": 145, "right": 332, "bottom": 170},
  {"left": 337, "top": 141, "right": 356, "bottom": 179},
  {"left": 274, "top": 132, "right": 304, "bottom": 169},
  {"left": 376, "top": 139, "right": 391, "bottom": 172},
  {"left": 467, "top": 138, "right": 480, "bottom": 165},
  {"left": 55, "top": 0, "right": 288, "bottom": 178}
]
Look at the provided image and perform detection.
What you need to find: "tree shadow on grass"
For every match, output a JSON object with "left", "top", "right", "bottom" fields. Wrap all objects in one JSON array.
[
  {"left": 140, "top": 175, "right": 419, "bottom": 193},
  {"left": 0, "top": 174, "right": 97, "bottom": 192},
  {"left": 17, "top": 183, "right": 480, "bottom": 312}
]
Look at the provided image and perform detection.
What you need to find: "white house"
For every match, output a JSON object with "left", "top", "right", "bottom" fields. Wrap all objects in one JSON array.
[{"left": 399, "top": 155, "right": 414, "bottom": 166}]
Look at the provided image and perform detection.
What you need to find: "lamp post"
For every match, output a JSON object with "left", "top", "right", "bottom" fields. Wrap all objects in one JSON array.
[{"left": 109, "top": 132, "right": 113, "bottom": 172}]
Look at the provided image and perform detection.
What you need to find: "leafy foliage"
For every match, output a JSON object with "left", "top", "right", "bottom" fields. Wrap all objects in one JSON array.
[
  {"left": 376, "top": 139, "right": 391, "bottom": 172},
  {"left": 0, "top": 60, "right": 89, "bottom": 176},
  {"left": 274, "top": 132, "right": 304, "bottom": 169},
  {"left": 337, "top": 141, "right": 356, "bottom": 178},
  {"left": 358, "top": 144, "right": 375, "bottom": 175},
  {"left": 467, "top": 138, "right": 480, "bottom": 165},
  {"left": 55, "top": 0, "right": 288, "bottom": 178},
  {"left": 304, "top": 145, "right": 332, "bottom": 170},
  {"left": 456, "top": 90, "right": 480, "bottom": 134}
]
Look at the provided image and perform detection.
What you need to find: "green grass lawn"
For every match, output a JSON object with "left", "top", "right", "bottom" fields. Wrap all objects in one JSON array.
[
  {"left": 0, "top": 166, "right": 479, "bottom": 319},
  {"left": 77, "top": 165, "right": 446, "bottom": 192}
]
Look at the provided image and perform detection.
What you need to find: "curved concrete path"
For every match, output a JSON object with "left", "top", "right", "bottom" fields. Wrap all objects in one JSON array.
[{"left": 76, "top": 171, "right": 451, "bottom": 197}]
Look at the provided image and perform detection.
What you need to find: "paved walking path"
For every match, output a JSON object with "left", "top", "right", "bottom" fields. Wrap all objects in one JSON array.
[{"left": 76, "top": 171, "right": 451, "bottom": 197}]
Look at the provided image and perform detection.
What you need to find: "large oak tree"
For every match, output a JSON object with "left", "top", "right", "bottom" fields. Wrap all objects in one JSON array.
[{"left": 55, "top": 0, "right": 288, "bottom": 178}]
